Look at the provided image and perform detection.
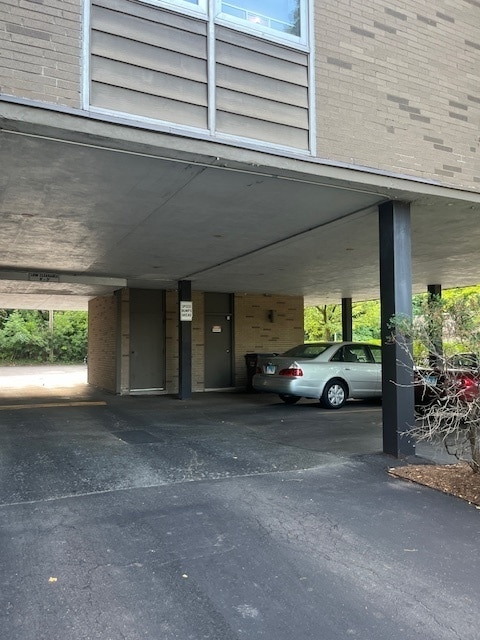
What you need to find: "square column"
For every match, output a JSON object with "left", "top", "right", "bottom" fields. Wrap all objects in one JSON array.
[
  {"left": 379, "top": 201, "right": 415, "bottom": 457},
  {"left": 341, "top": 297, "right": 353, "bottom": 341},
  {"left": 178, "top": 280, "right": 192, "bottom": 399}
]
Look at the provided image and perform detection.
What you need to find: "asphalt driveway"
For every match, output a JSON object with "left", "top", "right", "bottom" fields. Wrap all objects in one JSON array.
[{"left": 0, "top": 366, "right": 479, "bottom": 639}]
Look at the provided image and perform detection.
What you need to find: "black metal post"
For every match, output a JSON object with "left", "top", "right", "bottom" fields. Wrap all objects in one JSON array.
[
  {"left": 178, "top": 280, "right": 192, "bottom": 400},
  {"left": 341, "top": 297, "right": 353, "bottom": 341},
  {"left": 427, "top": 284, "right": 443, "bottom": 366},
  {"left": 379, "top": 201, "right": 415, "bottom": 458}
]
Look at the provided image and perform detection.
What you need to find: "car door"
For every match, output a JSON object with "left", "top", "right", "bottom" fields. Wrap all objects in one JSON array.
[
  {"left": 331, "top": 345, "right": 379, "bottom": 395},
  {"left": 366, "top": 345, "right": 382, "bottom": 393}
]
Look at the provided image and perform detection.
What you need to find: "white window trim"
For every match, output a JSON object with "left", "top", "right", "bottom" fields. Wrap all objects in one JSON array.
[
  {"left": 214, "top": 0, "right": 308, "bottom": 49},
  {"left": 139, "top": 0, "right": 207, "bottom": 19}
]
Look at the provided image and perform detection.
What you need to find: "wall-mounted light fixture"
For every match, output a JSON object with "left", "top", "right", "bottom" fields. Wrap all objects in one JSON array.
[{"left": 267, "top": 310, "right": 276, "bottom": 323}]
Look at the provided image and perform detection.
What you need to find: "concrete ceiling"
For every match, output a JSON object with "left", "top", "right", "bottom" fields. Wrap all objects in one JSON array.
[{"left": 1, "top": 105, "right": 480, "bottom": 310}]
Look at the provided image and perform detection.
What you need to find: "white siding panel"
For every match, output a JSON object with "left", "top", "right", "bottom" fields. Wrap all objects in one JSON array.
[
  {"left": 92, "top": 57, "right": 208, "bottom": 107},
  {"left": 216, "top": 26, "right": 307, "bottom": 65},
  {"left": 216, "top": 41, "right": 307, "bottom": 86},
  {"left": 92, "top": 5, "right": 207, "bottom": 59},
  {"left": 216, "top": 87, "right": 308, "bottom": 129},
  {"left": 217, "top": 111, "right": 309, "bottom": 150},
  {"left": 93, "top": 0, "right": 207, "bottom": 35},
  {"left": 91, "top": 31, "right": 207, "bottom": 83},
  {"left": 216, "top": 64, "right": 308, "bottom": 109},
  {"left": 89, "top": 3, "right": 208, "bottom": 130},
  {"left": 91, "top": 83, "right": 208, "bottom": 129}
]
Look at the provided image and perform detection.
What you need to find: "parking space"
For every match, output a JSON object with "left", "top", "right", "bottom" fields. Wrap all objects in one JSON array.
[
  {"left": 1, "top": 367, "right": 477, "bottom": 640},
  {"left": 0, "top": 365, "right": 383, "bottom": 504}
]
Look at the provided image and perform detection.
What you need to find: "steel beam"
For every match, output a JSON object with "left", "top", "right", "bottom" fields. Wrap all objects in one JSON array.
[{"left": 379, "top": 201, "right": 415, "bottom": 457}]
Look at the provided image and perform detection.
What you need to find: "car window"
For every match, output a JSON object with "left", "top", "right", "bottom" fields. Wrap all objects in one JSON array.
[
  {"left": 330, "top": 346, "right": 360, "bottom": 363},
  {"left": 449, "top": 353, "right": 477, "bottom": 369},
  {"left": 282, "top": 343, "right": 331, "bottom": 359},
  {"left": 330, "top": 345, "right": 378, "bottom": 363},
  {"left": 368, "top": 345, "right": 382, "bottom": 363}
]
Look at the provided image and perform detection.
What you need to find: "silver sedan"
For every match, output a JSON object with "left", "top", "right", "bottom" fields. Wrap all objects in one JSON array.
[{"left": 252, "top": 342, "right": 382, "bottom": 409}]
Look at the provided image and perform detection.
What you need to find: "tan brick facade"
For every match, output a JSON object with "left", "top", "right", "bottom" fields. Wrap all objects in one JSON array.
[
  {"left": 1, "top": 0, "right": 478, "bottom": 188},
  {"left": 88, "top": 289, "right": 304, "bottom": 395},
  {"left": 234, "top": 294, "right": 304, "bottom": 389},
  {"left": 315, "top": 0, "right": 480, "bottom": 190},
  {"left": 87, "top": 293, "right": 117, "bottom": 393},
  {"left": 0, "top": 0, "right": 82, "bottom": 107}
]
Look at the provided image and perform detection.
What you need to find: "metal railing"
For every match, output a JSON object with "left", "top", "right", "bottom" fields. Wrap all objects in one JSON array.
[{"left": 221, "top": 2, "right": 297, "bottom": 34}]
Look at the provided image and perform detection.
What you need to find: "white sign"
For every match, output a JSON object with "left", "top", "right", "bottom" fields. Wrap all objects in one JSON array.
[
  {"left": 28, "top": 272, "right": 59, "bottom": 283},
  {"left": 180, "top": 301, "right": 193, "bottom": 322}
]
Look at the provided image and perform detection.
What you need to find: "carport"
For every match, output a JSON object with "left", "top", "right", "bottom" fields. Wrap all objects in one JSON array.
[{"left": 1, "top": 101, "right": 480, "bottom": 457}]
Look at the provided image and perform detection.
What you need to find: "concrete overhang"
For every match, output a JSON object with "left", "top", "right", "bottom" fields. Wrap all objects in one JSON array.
[{"left": 1, "top": 99, "right": 480, "bottom": 309}]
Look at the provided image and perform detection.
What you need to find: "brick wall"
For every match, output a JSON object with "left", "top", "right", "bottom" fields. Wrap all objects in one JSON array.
[
  {"left": 163, "top": 291, "right": 304, "bottom": 392},
  {"left": 0, "top": 0, "right": 82, "bottom": 106},
  {"left": 165, "top": 290, "right": 205, "bottom": 393},
  {"left": 87, "top": 293, "right": 117, "bottom": 393},
  {"left": 234, "top": 294, "right": 304, "bottom": 388},
  {"left": 315, "top": 0, "right": 480, "bottom": 190}
]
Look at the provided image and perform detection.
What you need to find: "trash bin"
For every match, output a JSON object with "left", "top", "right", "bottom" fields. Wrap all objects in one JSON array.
[{"left": 244, "top": 353, "right": 277, "bottom": 391}]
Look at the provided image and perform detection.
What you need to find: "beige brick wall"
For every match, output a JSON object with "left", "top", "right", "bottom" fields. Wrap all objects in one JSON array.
[
  {"left": 315, "top": 0, "right": 480, "bottom": 190},
  {"left": 234, "top": 294, "right": 304, "bottom": 388},
  {"left": 87, "top": 293, "right": 117, "bottom": 393},
  {"left": 164, "top": 291, "right": 304, "bottom": 392},
  {"left": 0, "top": 0, "right": 82, "bottom": 106},
  {"left": 165, "top": 290, "right": 205, "bottom": 394}
]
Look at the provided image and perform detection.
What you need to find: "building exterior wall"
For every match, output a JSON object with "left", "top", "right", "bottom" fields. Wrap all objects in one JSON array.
[
  {"left": 315, "top": 0, "right": 480, "bottom": 189},
  {"left": 87, "top": 293, "right": 117, "bottom": 393},
  {"left": 234, "top": 293, "right": 304, "bottom": 389},
  {"left": 88, "top": 289, "right": 303, "bottom": 395},
  {"left": 0, "top": 0, "right": 82, "bottom": 107},
  {"left": 1, "top": 0, "right": 478, "bottom": 187}
]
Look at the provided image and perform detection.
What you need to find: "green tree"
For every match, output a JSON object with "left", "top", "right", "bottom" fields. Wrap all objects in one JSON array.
[
  {"left": 0, "top": 310, "right": 49, "bottom": 361},
  {"left": 51, "top": 311, "right": 87, "bottom": 362},
  {"left": 352, "top": 300, "right": 381, "bottom": 341},
  {"left": 304, "top": 304, "right": 341, "bottom": 341}
]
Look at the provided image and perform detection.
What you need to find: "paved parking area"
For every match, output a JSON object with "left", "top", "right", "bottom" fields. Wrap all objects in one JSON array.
[{"left": 0, "top": 366, "right": 479, "bottom": 639}]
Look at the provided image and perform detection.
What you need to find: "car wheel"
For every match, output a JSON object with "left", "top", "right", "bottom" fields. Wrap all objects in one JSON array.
[
  {"left": 320, "top": 379, "right": 347, "bottom": 409},
  {"left": 279, "top": 394, "right": 301, "bottom": 404}
]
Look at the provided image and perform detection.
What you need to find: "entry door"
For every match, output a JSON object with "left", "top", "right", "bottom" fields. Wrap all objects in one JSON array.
[
  {"left": 129, "top": 289, "right": 165, "bottom": 391},
  {"left": 204, "top": 293, "right": 233, "bottom": 389}
]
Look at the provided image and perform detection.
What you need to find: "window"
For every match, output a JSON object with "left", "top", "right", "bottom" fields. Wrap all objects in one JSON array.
[
  {"left": 149, "top": 0, "right": 207, "bottom": 14},
  {"left": 218, "top": 0, "right": 305, "bottom": 44}
]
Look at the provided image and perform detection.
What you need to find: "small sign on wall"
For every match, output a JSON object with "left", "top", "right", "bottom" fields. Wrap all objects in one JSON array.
[
  {"left": 211, "top": 325, "right": 222, "bottom": 333},
  {"left": 180, "top": 301, "right": 193, "bottom": 322}
]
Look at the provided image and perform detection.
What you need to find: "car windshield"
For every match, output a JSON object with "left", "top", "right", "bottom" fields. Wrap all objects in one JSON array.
[
  {"left": 448, "top": 353, "right": 478, "bottom": 369},
  {"left": 281, "top": 343, "right": 331, "bottom": 359}
]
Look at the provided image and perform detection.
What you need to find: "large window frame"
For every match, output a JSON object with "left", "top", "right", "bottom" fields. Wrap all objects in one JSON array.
[{"left": 215, "top": 0, "right": 308, "bottom": 48}]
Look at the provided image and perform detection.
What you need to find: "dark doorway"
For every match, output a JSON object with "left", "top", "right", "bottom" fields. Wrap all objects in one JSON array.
[
  {"left": 204, "top": 293, "right": 233, "bottom": 389},
  {"left": 129, "top": 289, "right": 165, "bottom": 392}
]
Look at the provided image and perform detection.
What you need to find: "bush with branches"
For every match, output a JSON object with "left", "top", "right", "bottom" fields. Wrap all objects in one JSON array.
[{"left": 392, "top": 293, "right": 480, "bottom": 472}]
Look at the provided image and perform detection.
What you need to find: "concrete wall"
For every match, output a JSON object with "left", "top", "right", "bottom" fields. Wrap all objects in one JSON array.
[
  {"left": 315, "top": 0, "right": 480, "bottom": 190},
  {"left": 0, "top": 0, "right": 82, "bottom": 107},
  {"left": 87, "top": 293, "right": 117, "bottom": 393}
]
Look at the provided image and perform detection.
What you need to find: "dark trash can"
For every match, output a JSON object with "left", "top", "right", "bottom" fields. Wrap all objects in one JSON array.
[{"left": 244, "top": 353, "right": 277, "bottom": 391}]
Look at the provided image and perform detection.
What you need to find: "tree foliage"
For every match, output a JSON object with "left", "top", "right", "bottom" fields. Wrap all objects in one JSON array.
[
  {"left": 304, "top": 300, "right": 381, "bottom": 342},
  {"left": 0, "top": 310, "right": 87, "bottom": 363},
  {"left": 304, "top": 305, "right": 341, "bottom": 341}
]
